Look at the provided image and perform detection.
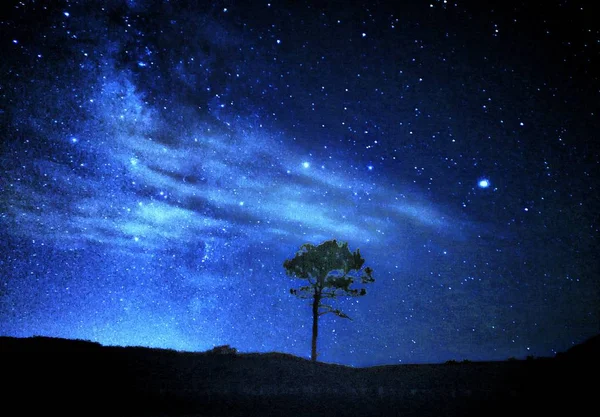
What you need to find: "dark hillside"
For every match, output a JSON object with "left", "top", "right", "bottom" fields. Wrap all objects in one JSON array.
[
  {"left": 1, "top": 335, "right": 597, "bottom": 416},
  {"left": 560, "top": 334, "right": 600, "bottom": 362}
]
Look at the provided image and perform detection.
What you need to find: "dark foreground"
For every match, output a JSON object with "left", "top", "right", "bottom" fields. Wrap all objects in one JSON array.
[{"left": 1, "top": 335, "right": 597, "bottom": 417}]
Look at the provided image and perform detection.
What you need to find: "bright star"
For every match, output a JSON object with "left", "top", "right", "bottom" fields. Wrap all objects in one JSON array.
[
  {"left": 302, "top": 161, "right": 310, "bottom": 169},
  {"left": 478, "top": 179, "right": 490, "bottom": 188}
]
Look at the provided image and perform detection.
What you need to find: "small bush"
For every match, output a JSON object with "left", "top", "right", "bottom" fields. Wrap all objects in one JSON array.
[{"left": 208, "top": 345, "right": 237, "bottom": 355}]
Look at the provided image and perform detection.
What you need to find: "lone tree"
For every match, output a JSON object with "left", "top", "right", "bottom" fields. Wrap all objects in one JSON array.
[{"left": 283, "top": 239, "right": 374, "bottom": 362}]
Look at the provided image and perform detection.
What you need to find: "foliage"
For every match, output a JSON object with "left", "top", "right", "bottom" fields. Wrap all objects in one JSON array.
[{"left": 284, "top": 239, "right": 374, "bottom": 319}]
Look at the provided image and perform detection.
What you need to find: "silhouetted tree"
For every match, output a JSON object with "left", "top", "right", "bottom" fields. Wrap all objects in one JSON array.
[{"left": 283, "top": 239, "right": 374, "bottom": 362}]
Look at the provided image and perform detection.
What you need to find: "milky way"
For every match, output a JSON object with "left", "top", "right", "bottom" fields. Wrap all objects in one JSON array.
[{"left": 1, "top": 0, "right": 598, "bottom": 366}]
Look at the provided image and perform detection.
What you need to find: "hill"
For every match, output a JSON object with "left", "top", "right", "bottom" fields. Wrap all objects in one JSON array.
[{"left": 1, "top": 335, "right": 597, "bottom": 416}]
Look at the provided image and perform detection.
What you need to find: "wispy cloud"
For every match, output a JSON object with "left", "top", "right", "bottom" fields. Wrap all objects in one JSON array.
[{"left": 2, "top": 67, "right": 461, "bottom": 260}]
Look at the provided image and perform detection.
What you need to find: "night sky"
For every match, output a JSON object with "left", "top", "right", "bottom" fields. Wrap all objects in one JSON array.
[{"left": 1, "top": 0, "right": 598, "bottom": 367}]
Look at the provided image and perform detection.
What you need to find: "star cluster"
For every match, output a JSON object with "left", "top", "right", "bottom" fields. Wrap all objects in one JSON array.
[{"left": 0, "top": 0, "right": 598, "bottom": 366}]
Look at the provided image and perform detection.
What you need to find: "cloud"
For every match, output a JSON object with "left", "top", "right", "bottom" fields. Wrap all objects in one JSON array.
[{"left": 2, "top": 46, "right": 465, "bottom": 264}]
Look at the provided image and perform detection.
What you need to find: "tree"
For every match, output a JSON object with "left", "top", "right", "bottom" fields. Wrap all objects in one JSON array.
[{"left": 283, "top": 239, "right": 374, "bottom": 362}]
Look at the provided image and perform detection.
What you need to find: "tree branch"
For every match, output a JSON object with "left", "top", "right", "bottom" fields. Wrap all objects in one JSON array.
[
  {"left": 318, "top": 304, "right": 352, "bottom": 320},
  {"left": 320, "top": 291, "right": 338, "bottom": 299},
  {"left": 318, "top": 303, "right": 334, "bottom": 316}
]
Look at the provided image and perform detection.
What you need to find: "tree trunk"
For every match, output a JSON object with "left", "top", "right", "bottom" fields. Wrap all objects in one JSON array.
[{"left": 311, "top": 290, "right": 320, "bottom": 362}]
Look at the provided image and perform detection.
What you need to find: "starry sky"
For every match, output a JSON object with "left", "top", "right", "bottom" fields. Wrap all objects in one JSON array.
[{"left": 1, "top": 0, "right": 598, "bottom": 367}]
